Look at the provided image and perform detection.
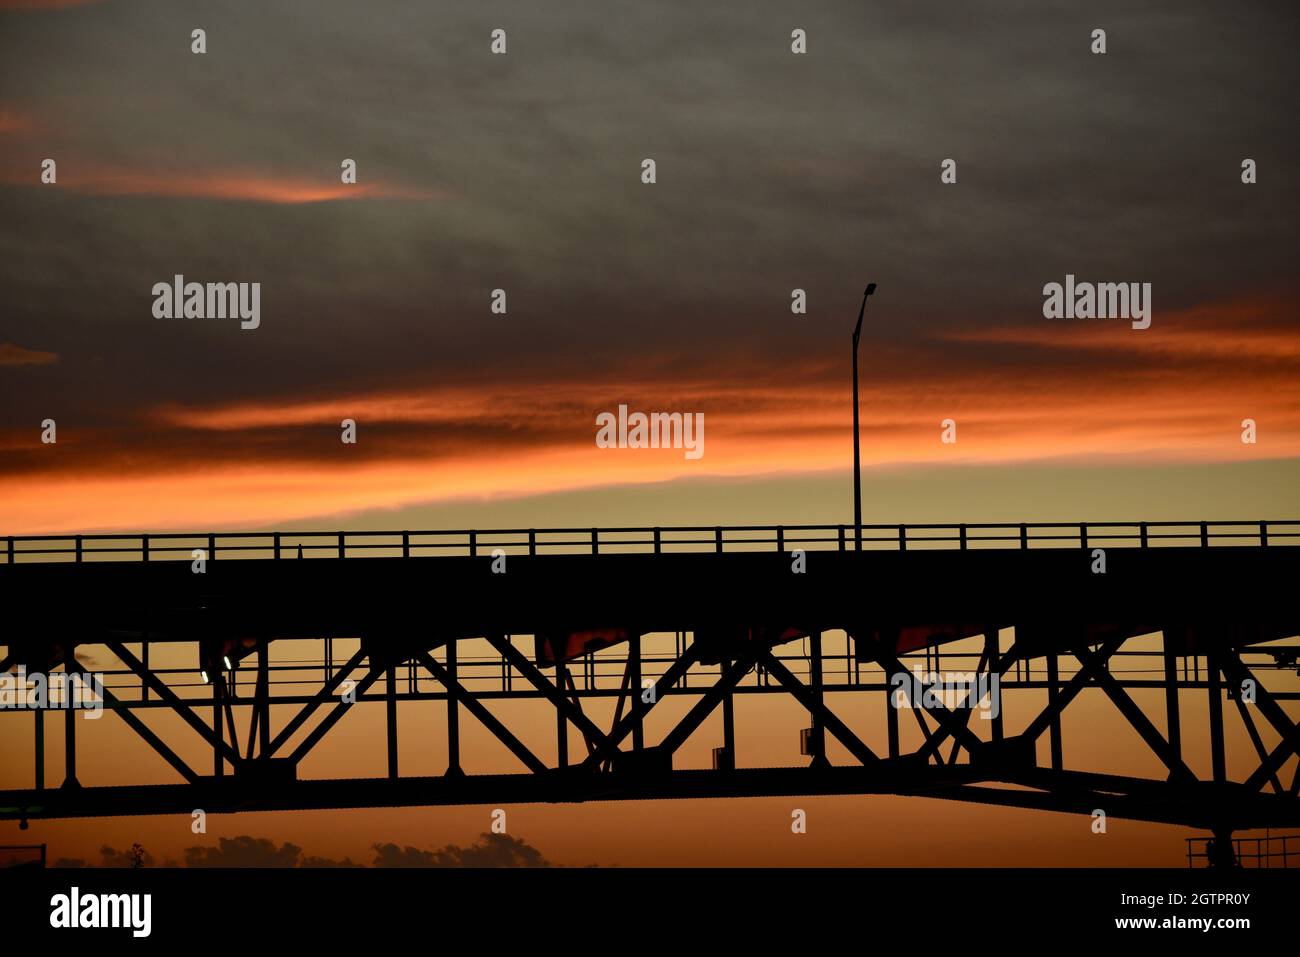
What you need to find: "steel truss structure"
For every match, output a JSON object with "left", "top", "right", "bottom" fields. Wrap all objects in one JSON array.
[{"left": 2, "top": 520, "right": 1299, "bottom": 866}]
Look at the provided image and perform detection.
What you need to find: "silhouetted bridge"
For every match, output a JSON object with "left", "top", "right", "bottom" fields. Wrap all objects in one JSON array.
[{"left": 2, "top": 520, "right": 1299, "bottom": 859}]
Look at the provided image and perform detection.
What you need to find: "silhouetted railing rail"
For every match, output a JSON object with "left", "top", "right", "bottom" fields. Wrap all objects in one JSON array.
[
  {"left": 1186, "top": 833, "right": 1297, "bottom": 868},
  {"left": 3, "top": 520, "right": 1298, "bottom": 563}
]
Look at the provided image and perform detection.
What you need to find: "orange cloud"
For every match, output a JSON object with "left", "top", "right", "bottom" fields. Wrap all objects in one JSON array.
[
  {"left": 58, "top": 170, "right": 441, "bottom": 204},
  {"left": 0, "top": 110, "right": 32, "bottom": 134},
  {"left": 948, "top": 294, "right": 1300, "bottom": 360},
  {"left": 0, "top": 162, "right": 442, "bottom": 203},
  {"left": 0, "top": 342, "right": 58, "bottom": 366},
  {"left": 2, "top": 294, "right": 1297, "bottom": 535}
]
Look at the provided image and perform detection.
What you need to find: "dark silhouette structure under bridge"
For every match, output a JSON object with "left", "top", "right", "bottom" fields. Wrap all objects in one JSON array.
[{"left": 2, "top": 520, "right": 1299, "bottom": 863}]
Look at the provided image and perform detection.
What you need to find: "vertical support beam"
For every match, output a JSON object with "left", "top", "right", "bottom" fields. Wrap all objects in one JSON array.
[
  {"left": 721, "top": 687, "right": 736, "bottom": 770},
  {"left": 63, "top": 647, "right": 79, "bottom": 787},
  {"left": 386, "top": 664, "right": 398, "bottom": 779},
  {"left": 1207, "top": 649, "right": 1226, "bottom": 784},
  {"left": 446, "top": 640, "right": 462, "bottom": 776},
  {"left": 1210, "top": 826, "right": 1237, "bottom": 869},
  {"left": 1163, "top": 631, "right": 1182, "bottom": 763},
  {"left": 556, "top": 659, "right": 569, "bottom": 768},
  {"left": 141, "top": 638, "right": 150, "bottom": 702},
  {"left": 809, "top": 630, "right": 827, "bottom": 766},
  {"left": 63, "top": 703, "right": 78, "bottom": 787},
  {"left": 886, "top": 650, "right": 900, "bottom": 760},
  {"left": 34, "top": 707, "right": 45, "bottom": 789},
  {"left": 213, "top": 678, "right": 223, "bottom": 777},
  {"left": 985, "top": 629, "right": 1003, "bottom": 742},
  {"left": 1047, "top": 653, "right": 1063, "bottom": 771},
  {"left": 257, "top": 642, "right": 271, "bottom": 760},
  {"left": 630, "top": 632, "right": 644, "bottom": 752}
]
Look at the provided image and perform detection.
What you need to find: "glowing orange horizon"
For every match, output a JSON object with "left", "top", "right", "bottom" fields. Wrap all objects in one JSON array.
[{"left": 2, "top": 293, "right": 1296, "bottom": 535}]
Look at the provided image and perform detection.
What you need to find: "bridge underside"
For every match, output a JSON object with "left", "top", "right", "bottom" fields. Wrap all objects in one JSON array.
[
  {"left": 2, "top": 545, "right": 1299, "bottom": 834},
  {"left": 6, "top": 765, "right": 1300, "bottom": 831}
]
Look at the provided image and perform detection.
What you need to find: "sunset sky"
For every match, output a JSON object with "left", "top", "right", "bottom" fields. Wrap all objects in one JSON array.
[{"left": 1, "top": 0, "right": 1298, "bottom": 867}]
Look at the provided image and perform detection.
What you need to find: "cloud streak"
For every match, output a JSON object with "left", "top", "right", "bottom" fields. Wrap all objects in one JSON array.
[
  {"left": 0, "top": 166, "right": 443, "bottom": 203},
  {"left": 0, "top": 342, "right": 57, "bottom": 365},
  {"left": 2, "top": 292, "right": 1296, "bottom": 534}
]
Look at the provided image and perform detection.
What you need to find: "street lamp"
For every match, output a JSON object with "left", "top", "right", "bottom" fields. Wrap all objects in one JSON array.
[{"left": 852, "top": 283, "right": 877, "bottom": 550}]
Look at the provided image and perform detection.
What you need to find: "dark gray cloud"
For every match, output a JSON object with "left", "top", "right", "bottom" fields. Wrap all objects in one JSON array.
[{"left": 0, "top": 0, "right": 1296, "bottom": 430}]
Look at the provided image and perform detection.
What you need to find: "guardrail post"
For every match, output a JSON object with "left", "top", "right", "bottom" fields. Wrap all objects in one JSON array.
[
  {"left": 402, "top": 531, "right": 410, "bottom": 558},
  {"left": 1080, "top": 524, "right": 1088, "bottom": 549},
  {"left": 274, "top": 532, "right": 281, "bottom": 559},
  {"left": 1200, "top": 522, "right": 1209, "bottom": 547},
  {"left": 75, "top": 535, "right": 83, "bottom": 562},
  {"left": 776, "top": 526, "right": 784, "bottom": 552},
  {"left": 208, "top": 533, "right": 216, "bottom": 562},
  {"left": 838, "top": 525, "right": 845, "bottom": 552},
  {"left": 1139, "top": 522, "right": 1148, "bottom": 548},
  {"left": 338, "top": 532, "right": 345, "bottom": 558},
  {"left": 142, "top": 536, "right": 149, "bottom": 562},
  {"left": 528, "top": 529, "right": 536, "bottom": 556},
  {"left": 959, "top": 525, "right": 967, "bottom": 550},
  {"left": 653, "top": 528, "right": 661, "bottom": 554},
  {"left": 1019, "top": 523, "right": 1028, "bottom": 549},
  {"left": 469, "top": 530, "right": 477, "bottom": 557},
  {"left": 1260, "top": 521, "right": 1269, "bottom": 547},
  {"left": 898, "top": 526, "right": 906, "bottom": 551},
  {"left": 592, "top": 528, "right": 598, "bottom": 555},
  {"left": 6, "top": 536, "right": 13, "bottom": 564},
  {"left": 715, "top": 527, "right": 723, "bottom": 553}
]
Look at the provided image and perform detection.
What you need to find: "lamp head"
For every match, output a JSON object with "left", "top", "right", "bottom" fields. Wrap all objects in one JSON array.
[{"left": 853, "top": 282, "right": 876, "bottom": 343}]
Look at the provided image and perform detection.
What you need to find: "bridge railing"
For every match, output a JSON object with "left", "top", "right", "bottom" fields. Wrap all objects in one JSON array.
[
  {"left": 2, "top": 520, "right": 1297, "bottom": 564},
  {"left": 1186, "top": 833, "right": 1297, "bottom": 868}
]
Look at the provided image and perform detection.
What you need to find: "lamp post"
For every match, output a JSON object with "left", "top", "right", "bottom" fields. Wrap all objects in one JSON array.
[{"left": 852, "top": 283, "right": 877, "bottom": 550}]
